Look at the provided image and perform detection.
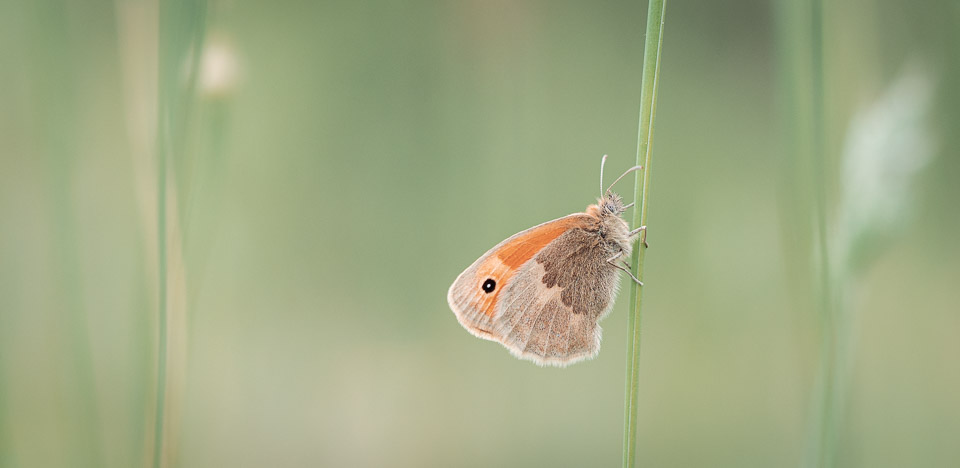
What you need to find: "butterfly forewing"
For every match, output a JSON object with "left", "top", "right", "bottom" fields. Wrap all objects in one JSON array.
[{"left": 448, "top": 213, "right": 622, "bottom": 366}]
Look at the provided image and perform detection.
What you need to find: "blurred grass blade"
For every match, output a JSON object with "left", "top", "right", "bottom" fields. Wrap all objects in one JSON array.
[
  {"left": 773, "top": 0, "right": 837, "bottom": 464},
  {"left": 153, "top": 1, "right": 207, "bottom": 467},
  {"left": 808, "top": 0, "right": 837, "bottom": 465},
  {"left": 622, "top": 1, "right": 666, "bottom": 467}
]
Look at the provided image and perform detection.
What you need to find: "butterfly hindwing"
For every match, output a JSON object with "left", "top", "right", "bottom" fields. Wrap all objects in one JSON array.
[{"left": 494, "top": 226, "right": 622, "bottom": 366}]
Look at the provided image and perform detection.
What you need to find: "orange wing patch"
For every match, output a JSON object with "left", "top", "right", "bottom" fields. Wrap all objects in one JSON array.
[
  {"left": 496, "top": 216, "right": 591, "bottom": 268},
  {"left": 472, "top": 216, "right": 593, "bottom": 318}
]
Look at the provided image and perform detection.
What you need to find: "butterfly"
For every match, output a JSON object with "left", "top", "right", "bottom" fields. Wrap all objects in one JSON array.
[{"left": 447, "top": 156, "right": 646, "bottom": 367}]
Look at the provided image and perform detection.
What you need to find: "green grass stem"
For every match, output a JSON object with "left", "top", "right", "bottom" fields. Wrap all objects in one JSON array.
[
  {"left": 153, "top": 2, "right": 207, "bottom": 467},
  {"left": 776, "top": 0, "right": 839, "bottom": 465},
  {"left": 153, "top": 110, "right": 169, "bottom": 468},
  {"left": 622, "top": 1, "right": 667, "bottom": 467},
  {"left": 808, "top": 1, "right": 841, "bottom": 466}
]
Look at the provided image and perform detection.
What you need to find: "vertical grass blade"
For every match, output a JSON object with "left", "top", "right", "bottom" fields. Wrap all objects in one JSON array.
[
  {"left": 153, "top": 1, "right": 207, "bottom": 467},
  {"left": 154, "top": 104, "right": 169, "bottom": 468},
  {"left": 773, "top": 0, "right": 823, "bottom": 465},
  {"left": 807, "top": 1, "right": 839, "bottom": 466},
  {"left": 622, "top": 1, "right": 667, "bottom": 467},
  {"left": 776, "top": 0, "right": 838, "bottom": 465}
]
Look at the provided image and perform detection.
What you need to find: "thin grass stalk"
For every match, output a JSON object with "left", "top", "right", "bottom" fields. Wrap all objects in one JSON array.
[
  {"left": 773, "top": 0, "right": 830, "bottom": 465},
  {"left": 622, "top": 1, "right": 667, "bottom": 467},
  {"left": 153, "top": 117, "right": 169, "bottom": 468},
  {"left": 808, "top": 0, "right": 841, "bottom": 466},
  {"left": 152, "top": 1, "right": 207, "bottom": 467},
  {"left": 772, "top": 1, "right": 826, "bottom": 466},
  {"left": 772, "top": 0, "right": 816, "bottom": 290}
]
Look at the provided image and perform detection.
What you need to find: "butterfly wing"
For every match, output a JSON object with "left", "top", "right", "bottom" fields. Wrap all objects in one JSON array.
[
  {"left": 447, "top": 214, "right": 591, "bottom": 342},
  {"left": 447, "top": 214, "right": 623, "bottom": 367}
]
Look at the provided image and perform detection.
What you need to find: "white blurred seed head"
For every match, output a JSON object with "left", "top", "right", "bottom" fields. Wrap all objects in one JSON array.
[
  {"left": 832, "top": 62, "right": 937, "bottom": 275},
  {"left": 199, "top": 35, "right": 240, "bottom": 98}
]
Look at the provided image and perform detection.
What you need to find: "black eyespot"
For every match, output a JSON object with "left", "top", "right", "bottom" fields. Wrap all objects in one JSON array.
[{"left": 481, "top": 278, "right": 496, "bottom": 293}]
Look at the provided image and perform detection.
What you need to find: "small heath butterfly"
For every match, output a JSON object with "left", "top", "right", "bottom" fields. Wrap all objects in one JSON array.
[{"left": 447, "top": 156, "right": 646, "bottom": 367}]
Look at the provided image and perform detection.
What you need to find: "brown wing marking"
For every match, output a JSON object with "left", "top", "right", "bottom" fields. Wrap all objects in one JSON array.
[
  {"left": 494, "top": 225, "right": 619, "bottom": 365},
  {"left": 535, "top": 228, "right": 617, "bottom": 317}
]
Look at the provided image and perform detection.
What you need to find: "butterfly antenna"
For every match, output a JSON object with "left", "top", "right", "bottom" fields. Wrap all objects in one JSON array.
[
  {"left": 606, "top": 165, "right": 643, "bottom": 194},
  {"left": 599, "top": 154, "right": 608, "bottom": 197}
]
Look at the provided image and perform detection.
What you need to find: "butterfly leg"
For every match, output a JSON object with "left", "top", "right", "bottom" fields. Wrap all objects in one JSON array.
[
  {"left": 606, "top": 251, "right": 643, "bottom": 286},
  {"left": 629, "top": 225, "right": 648, "bottom": 248}
]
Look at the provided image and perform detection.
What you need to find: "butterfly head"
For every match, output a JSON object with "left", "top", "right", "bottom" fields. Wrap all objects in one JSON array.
[
  {"left": 586, "top": 190, "right": 629, "bottom": 219},
  {"left": 600, "top": 191, "right": 627, "bottom": 216},
  {"left": 597, "top": 156, "right": 642, "bottom": 218}
]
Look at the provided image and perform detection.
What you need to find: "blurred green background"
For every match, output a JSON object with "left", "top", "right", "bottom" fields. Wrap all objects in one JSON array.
[{"left": 2, "top": 1, "right": 959, "bottom": 467}]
